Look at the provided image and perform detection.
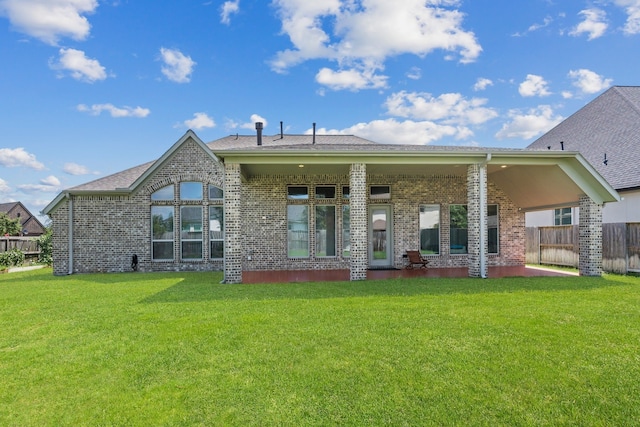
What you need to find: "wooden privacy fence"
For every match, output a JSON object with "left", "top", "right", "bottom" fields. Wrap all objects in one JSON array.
[
  {"left": 526, "top": 223, "right": 640, "bottom": 274},
  {"left": 1, "top": 237, "right": 40, "bottom": 255}
]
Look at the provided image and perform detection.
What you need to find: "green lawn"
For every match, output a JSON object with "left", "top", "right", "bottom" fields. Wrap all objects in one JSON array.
[{"left": 1, "top": 269, "right": 639, "bottom": 426}]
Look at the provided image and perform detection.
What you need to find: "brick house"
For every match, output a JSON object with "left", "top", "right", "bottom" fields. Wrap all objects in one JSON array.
[
  {"left": 43, "top": 126, "right": 618, "bottom": 282},
  {"left": 0, "top": 201, "right": 46, "bottom": 236}
]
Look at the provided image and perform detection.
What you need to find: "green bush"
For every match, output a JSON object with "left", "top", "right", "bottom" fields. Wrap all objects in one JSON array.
[
  {"left": 37, "top": 228, "right": 52, "bottom": 266},
  {"left": 0, "top": 248, "right": 25, "bottom": 268}
]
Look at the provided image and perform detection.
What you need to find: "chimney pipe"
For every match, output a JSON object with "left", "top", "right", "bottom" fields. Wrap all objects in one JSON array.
[
  {"left": 312, "top": 122, "right": 316, "bottom": 144},
  {"left": 560, "top": 141, "right": 564, "bottom": 151},
  {"left": 280, "top": 121, "right": 283, "bottom": 139},
  {"left": 256, "top": 122, "right": 263, "bottom": 146}
]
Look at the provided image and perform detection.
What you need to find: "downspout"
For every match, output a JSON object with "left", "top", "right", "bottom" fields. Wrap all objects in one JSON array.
[
  {"left": 479, "top": 153, "right": 491, "bottom": 278},
  {"left": 67, "top": 194, "right": 74, "bottom": 275}
]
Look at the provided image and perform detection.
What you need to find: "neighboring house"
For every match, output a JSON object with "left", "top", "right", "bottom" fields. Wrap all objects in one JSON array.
[
  {"left": 526, "top": 86, "right": 640, "bottom": 227},
  {"left": 43, "top": 126, "right": 618, "bottom": 282},
  {"left": 0, "top": 201, "right": 46, "bottom": 236}
]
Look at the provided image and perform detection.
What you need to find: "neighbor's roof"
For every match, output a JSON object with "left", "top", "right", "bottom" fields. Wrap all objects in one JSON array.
[{"left": 528, "top": 86, "right": 640, "bottom": 191}]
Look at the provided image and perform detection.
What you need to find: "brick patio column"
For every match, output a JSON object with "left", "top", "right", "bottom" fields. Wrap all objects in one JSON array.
[
  {"left": 350, "top": 163, "right": 367, "bottom": 281},
  {"left": 467, "top": 163, "right": 488, "bottom": 278},
  {"left": 578, "top": 195, "right": 603, "bottom": 276},
  {"left": 224, "top": 162, "right": 242, "bottom": 284}
]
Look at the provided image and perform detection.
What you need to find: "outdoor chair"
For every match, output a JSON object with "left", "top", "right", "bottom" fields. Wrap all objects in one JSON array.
[{"left": 405, "top": 250, "right": 429, "bottom": 269}]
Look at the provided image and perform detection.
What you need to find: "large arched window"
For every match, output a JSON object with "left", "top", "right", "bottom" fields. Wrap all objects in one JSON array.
[{"left": 150, "top": 182, "right": 224, "bottom": 262}]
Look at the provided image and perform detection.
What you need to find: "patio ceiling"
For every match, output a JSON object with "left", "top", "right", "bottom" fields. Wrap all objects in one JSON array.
[{"left": 215, "top": 148, "right": 620, "bottom": 212}]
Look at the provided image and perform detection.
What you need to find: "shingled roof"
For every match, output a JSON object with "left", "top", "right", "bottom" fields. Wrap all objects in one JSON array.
[{"left": 527, "top": 86, "right": 640, "bottom": 191}]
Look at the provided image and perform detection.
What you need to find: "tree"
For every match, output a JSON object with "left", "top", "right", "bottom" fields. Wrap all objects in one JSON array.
[{"left": 0, "top": 213, "right": 21, "bottom": 236}]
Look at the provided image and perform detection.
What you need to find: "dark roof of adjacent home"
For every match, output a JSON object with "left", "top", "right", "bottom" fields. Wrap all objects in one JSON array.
[{"left": 527, "top": 86, "right": 640, "bottom": 191}]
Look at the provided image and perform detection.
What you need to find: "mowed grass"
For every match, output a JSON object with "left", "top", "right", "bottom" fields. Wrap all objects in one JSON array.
[{"left": 1, "top": 269, "right": 639, "bottom": 426}]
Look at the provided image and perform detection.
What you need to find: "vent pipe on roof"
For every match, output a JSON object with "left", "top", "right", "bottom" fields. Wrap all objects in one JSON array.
[
  {"left": 280, "top": 121, "right": 284, "bottom": 139},
  {"left": 256, "top": 122, "right": 263, "bottom": 146},
  {"left": 560, "top": 141, "right": 564, "bottom": 151},
  {"left": 312, "top": 122, "right": 316, "bottom": 144}
]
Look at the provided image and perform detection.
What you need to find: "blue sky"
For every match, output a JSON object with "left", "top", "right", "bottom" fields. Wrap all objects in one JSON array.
[{"left": 1, "top": 0, "right": 639, "bottom": 222}]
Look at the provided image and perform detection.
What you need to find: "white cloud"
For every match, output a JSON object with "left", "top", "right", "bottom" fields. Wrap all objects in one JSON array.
[
  {"left": 220, "top": 0, "right": 240, "bottom": 25},
  {"left": 496, "top": 105, "right": 563, "bottom": 140},
  {"left": 224, "top": 114, "right": 268, "bottom": 131},
  {"left": 77, "top": 103, "right": 150, "bottom": 118},
  {"left": 241, "top": 114, "right": 268, "bottom": 130},
  {"left": 270, "top": 0, "right": 481, "bottom": 90},
  {"left": 0, "top": 147, "right": 45, "bottom": 170},
  {"left": 183, "top": 112, "right": 216, "bottom": 130},
  {"left": 310, "top": 118, "right": 467, "bottom": 145},
  {"left": 315, "top": 67, "right": 387, "bottom": 91},
  {"left": 473, "top": 77, "right": 493, "bottom": 91},
  {"left": 63, "top": 162, "right": 99, "bottom": 175},
  {"left": 570, "top": 8, "right": 607, "bottom": 40},
  {"left": 0, "top": 178, "right": 11, "bottom": 193},
  {"left": 406, "top": 66, "right": 422, "bottom": 80},
  {"left": 0, "top": 0, "right": 97, "bottom": 45},
  {"left": 18, "top": 175, "right": 61, "bottom": 193},
  {"left": 50, "top": 48, "right": 108, "bottom": 82},
  {"left": 568, "top": 69, "right": 612, "bottom": 94},
  {"left": 614, "top": 0, "right": 640, "bottom": 34},
  {"left": 519, "top": 74, "right": 551, "bottom": 97},
  {"left": 513, "top": 16, "right": 553, "bottom": 37},
  {"left": 385, "top": 91, "right": 498, "bottom": 126},
  {"left": 159, "top": 47, "right": 196, "bottom": 83}
]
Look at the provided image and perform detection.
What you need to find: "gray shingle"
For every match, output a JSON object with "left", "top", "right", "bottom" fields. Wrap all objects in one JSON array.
[{"left": 528, "top": 86, "right": 640, "bottom": 190}]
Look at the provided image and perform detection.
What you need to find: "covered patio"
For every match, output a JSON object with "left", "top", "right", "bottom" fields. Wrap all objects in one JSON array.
[{"left": 242, "top": 265, "right": 577, "bottom": 284}]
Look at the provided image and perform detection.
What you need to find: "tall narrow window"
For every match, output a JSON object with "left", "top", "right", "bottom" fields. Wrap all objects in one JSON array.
[
  {"left": 488, "top": 205, "right": 499, "bottom": 254},
  {"left": 152, "top": 206, "right": 174, "bottom": 260},
  {"left": 342, "top": 205, "right": 350, "bottom": 257},
  {"left": 419, "top": 205, "right": 440, "bottom": 254},
  {"left": 209, "top": 206, "right": 224, "bottom": 259},
  {"left": 316, "top": 205, "right": 336, "bottom": 257},
  {"left": 287, "top": 205, "right": 309, "bottom": 257},
  {"left": 181, "top": 206, "right": 203, "bottom": 259},
  {"left": 450, "top": 204, "right": 468, "bottom": 254}
]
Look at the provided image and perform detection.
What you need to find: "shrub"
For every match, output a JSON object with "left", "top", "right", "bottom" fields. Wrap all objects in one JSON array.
[
  {"left": 37, "top": 228, "right": 53, "bottom": 266},
  {"left": 0, "top": 249, "right": 25, "bottom": 268}
]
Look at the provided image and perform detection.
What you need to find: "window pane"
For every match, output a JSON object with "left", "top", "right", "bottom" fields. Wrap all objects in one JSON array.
[
  {"left": 210, "top": 241, "right": 224, "bottom": 259},
  {"left": 342, "top": 186, "right": 350, "bottom": 199},
  {"left": 182, "top": 241, "right": 203, "bottom": 259},
  {"left": 209, "top": 185, "right": 224, "bottom": 200},
  {"left": 181, "top": 206, "right": 202, "bottom": 259},
  {"left": 370, "top": 185, "right": 390, "bottom": 199},
  {"left": 153, "top": 242, "right": 173, "bottom": 260},
  {"left": 287, "top": 186, "right": 308, "bottom": 200},
  {"left": 209, "top": 206, "right": 224, "bottom": 259},
  {"left": 315, "top": 186, "right": 336, "bottom": 199},
  {"left": 287, "top": 205, "right": 309, "bottom": 257},
  {"left": 488, "top": 204, "right": 498, "bottom": 254},
  {"left": 342, "top": 205, "right": 350, "bottom": 257},
  {"left": 152, "top": 206, "right": 173, "bottom": 240},
  {"left": 151, "top": 185, "right": 173, "bottom": 201},
  {"left": 419, "top": 205, "right": 440, "bottom": 255},
  {"left": 180, "top": 182, "right": 203, "bottom": 200},
  {"left": 316, "top": 205, "right": 336, "bottom": 257},
  {"left": 450, "top": 204, "right": 468, "bottom": 254},
  {"left": 151, "top": 206, "right": 174, "bottom": 260}
]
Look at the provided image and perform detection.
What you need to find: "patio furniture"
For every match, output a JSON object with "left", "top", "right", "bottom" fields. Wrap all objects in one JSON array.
[{"left": 405, "top": 250, "right": 429, "bottom": 269}]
